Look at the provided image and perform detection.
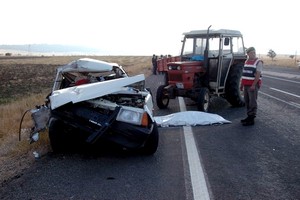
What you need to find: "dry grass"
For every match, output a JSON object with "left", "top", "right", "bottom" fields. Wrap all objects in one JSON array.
[
  {"left": 0, "top": 93, "right": 51, "bottom": 184},
  {"left": 259, "top": 54, "right": 300, "bottom": 68}
]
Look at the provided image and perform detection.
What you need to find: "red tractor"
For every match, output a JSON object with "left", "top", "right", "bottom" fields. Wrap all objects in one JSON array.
[{"left": 156, "top": 26, "right": 246, "bottom": 112}]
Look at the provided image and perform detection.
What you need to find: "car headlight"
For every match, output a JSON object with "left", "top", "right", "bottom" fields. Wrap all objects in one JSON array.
[{"left": 116, "top": 107, "right": 148, "bottom": 126}]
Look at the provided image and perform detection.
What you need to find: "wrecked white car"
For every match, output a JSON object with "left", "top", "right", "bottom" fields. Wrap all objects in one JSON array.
[{"left": 25, "top": 58, "right": 159, "bottom": 155}]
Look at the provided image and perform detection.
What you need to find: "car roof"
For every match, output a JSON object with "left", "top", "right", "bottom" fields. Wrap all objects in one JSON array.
[{"left": 183, "top": 29, "right": 242, "bottom": 38}]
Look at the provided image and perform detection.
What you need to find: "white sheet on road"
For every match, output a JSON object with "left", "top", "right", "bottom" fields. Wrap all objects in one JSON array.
[{"left": 154, "top": 111, "right": 231, "bottom": 127}]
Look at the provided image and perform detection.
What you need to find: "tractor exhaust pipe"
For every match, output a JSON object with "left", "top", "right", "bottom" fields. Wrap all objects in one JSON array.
[{"left": 203, "top": 25, "right": 212, "bottom": 87}]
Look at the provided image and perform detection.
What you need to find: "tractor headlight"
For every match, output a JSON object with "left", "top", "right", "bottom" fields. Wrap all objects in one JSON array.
[
  {"left": 168, "top": 65, "right": 181, "bottom": 70},
  {"left": 116, "top": 107, "right": 148, "bottom": 126}
]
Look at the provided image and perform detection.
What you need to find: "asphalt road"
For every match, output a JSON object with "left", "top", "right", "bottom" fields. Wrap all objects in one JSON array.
[
  {"left": 0, "top": 66, "right": 299, "bottom": 200},
  {"left": 185, "top": 66, "right": 300, "bottom": 199}
]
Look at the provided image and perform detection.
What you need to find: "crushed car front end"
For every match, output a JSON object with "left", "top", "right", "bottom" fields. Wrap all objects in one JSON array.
[{"left": 26, "top": 58, "right": 159, "bottom": 155}]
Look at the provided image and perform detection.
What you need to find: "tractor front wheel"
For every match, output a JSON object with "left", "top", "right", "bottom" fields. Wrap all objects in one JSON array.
[
  {"left": 156, "top": 85, "right": 169, "bottom": 109},
  {"left": 197, "top": 87, "right": 210, "bottom": 112}
]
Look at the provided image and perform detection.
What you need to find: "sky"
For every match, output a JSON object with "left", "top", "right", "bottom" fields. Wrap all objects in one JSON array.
[{"left": 1, "top": 0, "right": 299, "bottom": 56}]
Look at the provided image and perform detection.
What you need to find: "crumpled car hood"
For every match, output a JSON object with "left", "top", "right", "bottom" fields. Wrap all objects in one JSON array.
[
  {"left": 49, "top": 74, "right": 145, "bottom": 110},
  {"left": 58, "top": 58, "right": 119, "bottom": 73}
]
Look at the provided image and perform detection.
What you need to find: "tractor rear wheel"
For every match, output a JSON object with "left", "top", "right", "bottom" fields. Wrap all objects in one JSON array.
[
  {"left": 156, "top": 85, "right": 169, "bottom": 109},
  {"left": 225, "top": 64, "right": 245, "bottom": 107}
]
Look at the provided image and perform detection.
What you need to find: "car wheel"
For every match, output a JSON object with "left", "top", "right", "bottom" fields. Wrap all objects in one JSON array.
[
  {"left": 156, "top": 85, "right": 169, "bottom": 109},
  {"left": 141, "top": 122, "right": 159, "bottom": 155},
  {"left": 48, "top": 118, "right": 68, "bottom": 153}
]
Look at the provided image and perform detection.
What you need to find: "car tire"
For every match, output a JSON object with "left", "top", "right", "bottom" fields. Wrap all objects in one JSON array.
[
  {"left": 156, "top": 85, "right": 169, "bottom": 109},
  {"left": 48, "top": 118, "right": 67, "bottom": 153},
  {"left": 140, "top": 122, "right": 159, "bottom": 155}
]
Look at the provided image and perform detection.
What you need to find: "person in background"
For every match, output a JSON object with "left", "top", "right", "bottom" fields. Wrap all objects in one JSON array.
[
  {"left": 240, "top": 47, "right": 263, "bottom": 126},
  {"left": 152, "top": 54, "right": 158, "bottom": 75}
]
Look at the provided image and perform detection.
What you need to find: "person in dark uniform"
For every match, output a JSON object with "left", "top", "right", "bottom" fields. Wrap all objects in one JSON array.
[{"left": 152, "top": 54, "right": 158, "bottom": 75}]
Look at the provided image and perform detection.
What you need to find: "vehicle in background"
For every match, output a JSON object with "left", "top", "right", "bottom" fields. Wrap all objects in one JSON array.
[{"left": 156, "top": 26, "right": 246, "bottom": 112}]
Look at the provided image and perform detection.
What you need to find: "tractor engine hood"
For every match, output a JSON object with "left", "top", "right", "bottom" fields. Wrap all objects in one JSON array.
[{"left": 167, "top": 61, "right": 206, "bottom": 72}]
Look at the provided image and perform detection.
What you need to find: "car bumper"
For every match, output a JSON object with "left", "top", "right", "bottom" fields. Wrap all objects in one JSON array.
[{"left": 103, "top": 121, "right": 154, "bottom": 149}]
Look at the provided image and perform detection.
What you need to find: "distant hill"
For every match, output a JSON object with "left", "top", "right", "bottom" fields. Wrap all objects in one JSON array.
[{"left": 0, "top": 44, "right": 105, "bottom": 55}]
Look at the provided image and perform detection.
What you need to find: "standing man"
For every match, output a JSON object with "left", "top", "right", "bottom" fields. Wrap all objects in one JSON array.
[
  {"left": 240, "top": 47, "right": 263, "bottom": 126},
  {"left": 152, "top": 54, "right": 158, "bottom": 75}
]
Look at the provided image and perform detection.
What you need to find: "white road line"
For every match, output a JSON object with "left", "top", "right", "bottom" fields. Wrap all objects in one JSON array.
[
  {"left": 269, "top": 87, "right": 300, "bottom": 98},
  {"left": 290, "top": 102, "right": 300, "bottom": 107},
  {"left": 263, "top": 75, "right": 300, "bottom": 84},
  {"left": 259, "top": 91, "right": 300, "bottom": 109},
  {"left": 179, "top": 97, "right": 210, "bottom": 200}
]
